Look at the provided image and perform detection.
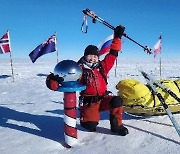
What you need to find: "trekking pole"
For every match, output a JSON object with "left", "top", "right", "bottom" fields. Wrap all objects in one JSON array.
[
  {"left": 141, "top": 71, "right": 180, "bottom": 103},
  {"left": 140, "top": 71, "right": 180, "bottom": 137},
  {"left": 82, "top": 8, "right": 152, "bottom": 54}
]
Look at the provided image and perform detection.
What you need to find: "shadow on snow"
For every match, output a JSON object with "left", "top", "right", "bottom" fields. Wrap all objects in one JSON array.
[
  {"left": 0, "top": 106, "right": 66, "bottom": 146},
  {"left": 36, "top": 73, "right": 48, "bottom": 77},
  {"left": 0, "top": 106, "right": 179, "bottom": 145},
  {"left": 0, "top": 75, "right": 11, "bottom": 79},
  {"left": 125, "top": 124, "right": 180, "bottom": 145}
]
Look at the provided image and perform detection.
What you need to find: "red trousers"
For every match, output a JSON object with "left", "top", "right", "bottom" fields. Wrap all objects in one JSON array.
[{"left": 80, "top": 95, "right": 124, "bottom": 126}]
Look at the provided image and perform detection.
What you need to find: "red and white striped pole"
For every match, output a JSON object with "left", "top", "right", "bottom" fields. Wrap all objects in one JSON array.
[
  {"left": 52, "top": 60, "right": 86, "bottom": 148},
  {"left": 63, "top": 92, "right": 77, "bottom": 147},
  {"left": 60, "top": 84, "right": 85, "bottom": 148}
]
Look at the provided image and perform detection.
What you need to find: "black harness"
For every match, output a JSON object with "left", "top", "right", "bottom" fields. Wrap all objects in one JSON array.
[{"left": 79, "top": 91, "right": 113, "bottom": 106}]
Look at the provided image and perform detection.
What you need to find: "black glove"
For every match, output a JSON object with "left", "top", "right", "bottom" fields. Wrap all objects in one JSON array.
[
  {"left": 114, "top": 25, "right": 125, "bottom": 39},
  {"left": 46, "top": 73, "right": 64, "bottom": 91}
]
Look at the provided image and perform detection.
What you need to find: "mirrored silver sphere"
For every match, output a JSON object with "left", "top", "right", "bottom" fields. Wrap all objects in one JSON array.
[{"left": 54, "top": 60, "right": 82, "bottom": 82}]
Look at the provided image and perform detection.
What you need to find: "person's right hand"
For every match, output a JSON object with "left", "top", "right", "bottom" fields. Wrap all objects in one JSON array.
[{"left": 46, "top": 73, "right": 64, "bottom": 91}]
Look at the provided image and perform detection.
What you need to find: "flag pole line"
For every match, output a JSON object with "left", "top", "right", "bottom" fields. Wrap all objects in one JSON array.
[
  {"left": 9, "top": 51, "right": 15, "bottom": 82},
  {"left": 159, "top": 32, "right": 162, "bottom": 79},
  {"left": 115, "top": 59, "right": 117, "bottom": 77},
  {"left": 55, "top": 32, "right": 59, "bottom": 64},
  {"left": 160, "top": 56, "right": 162, "bottom": 79},
  {"left": 8, "top": 30, "right": 15, "bottom": 82}
]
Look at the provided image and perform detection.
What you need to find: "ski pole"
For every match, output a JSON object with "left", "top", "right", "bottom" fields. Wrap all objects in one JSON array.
[
  {"left": 146, "top": 78, "right": 180, "bottom": 137},
  {"left": 82, "top": 8, "right": 152, "bottom": 54},
  {"left": 140, "top": 71, "right": 180, "bottom": 137},
  {"left": 141, "top": 71, "right": 180, "bottom": 103}
]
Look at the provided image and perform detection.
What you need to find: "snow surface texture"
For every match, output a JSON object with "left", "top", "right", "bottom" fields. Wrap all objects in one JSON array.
[{"left": 0, "top": 58, "right": 180, "bottom": 154}]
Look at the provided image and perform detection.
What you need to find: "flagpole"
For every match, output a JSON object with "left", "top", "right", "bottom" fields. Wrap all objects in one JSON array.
[
  {"left": 55, "top": 32, "right": 59, "bottom": 64},
  {"left": 115, "top": 59, "right": 117, "bottom": 77},
  {"left": 159, "top": 56, "right": 161, "bottom": 79},
  {"left": 9, "top": 51, "right": 15, "bottom": 82},
  {"left": 8, "top": 30, "right": 15, "bottom": 82},
  {"left": 159, "top": 33, "right": 162, "bottom": 79}
]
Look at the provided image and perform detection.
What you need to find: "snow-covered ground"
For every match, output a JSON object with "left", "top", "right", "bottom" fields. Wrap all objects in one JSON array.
[{"left": 0, "top": 58, "right": 180, "bottom": 154}]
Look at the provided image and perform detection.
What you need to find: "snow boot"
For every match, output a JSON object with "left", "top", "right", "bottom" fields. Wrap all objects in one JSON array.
[
  {"left": 110, "top": 114, "right": 129, "bottom": 136},
  {"left": 80, "top": 121, "right": 98, "bottom": 132}
]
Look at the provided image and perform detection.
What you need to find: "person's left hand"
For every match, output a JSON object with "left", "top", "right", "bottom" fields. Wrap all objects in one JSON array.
[{"left": 114, "top": 25, "right": 125, "bottom": 39}]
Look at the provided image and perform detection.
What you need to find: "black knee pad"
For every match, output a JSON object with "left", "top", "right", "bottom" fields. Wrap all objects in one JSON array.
[
  {"left": 110, "top": 96, "right": 123, "bottom": 108},
  {"left": 80, "top": 121, "right": 98, "bottom": 132}
]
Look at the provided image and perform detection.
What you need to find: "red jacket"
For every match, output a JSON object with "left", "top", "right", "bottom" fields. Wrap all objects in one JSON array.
[{"left": 78, "top": 38, "right": 122, "bottom": 96}]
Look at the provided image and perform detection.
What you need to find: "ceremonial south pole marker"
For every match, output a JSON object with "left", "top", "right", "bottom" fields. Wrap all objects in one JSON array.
[
  {"left": 58, "top": 82, "right": 85, "bottom": 148},
  {"left": 53, "top": 60, "right": 86, "bottom": 148}
]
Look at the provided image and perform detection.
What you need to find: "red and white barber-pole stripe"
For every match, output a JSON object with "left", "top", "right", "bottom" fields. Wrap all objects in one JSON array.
[{"left": 64, "top": 92, "right": 78, "bottom": 147}]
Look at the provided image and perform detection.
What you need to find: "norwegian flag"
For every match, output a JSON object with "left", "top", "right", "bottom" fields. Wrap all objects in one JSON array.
[{"left": 0, "top": 31, "right": 11, "bottom": 54}]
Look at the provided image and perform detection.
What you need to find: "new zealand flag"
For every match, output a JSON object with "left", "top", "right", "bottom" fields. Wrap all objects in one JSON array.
[
  {"left": 0, "top": 31, "right": 10, "bottom": 54},
  {"left": 29, "top": 34, "right": 56, "bottom": 63}
]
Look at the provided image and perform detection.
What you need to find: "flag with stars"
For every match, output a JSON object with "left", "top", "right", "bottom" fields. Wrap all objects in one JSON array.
[{"left": 29, "top": 34, "right": 56, "bottom": 63}]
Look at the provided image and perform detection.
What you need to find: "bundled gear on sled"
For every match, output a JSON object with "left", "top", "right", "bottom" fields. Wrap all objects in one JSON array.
[{"left": 116, "top": 78, "right": 180, "bottom": 116}]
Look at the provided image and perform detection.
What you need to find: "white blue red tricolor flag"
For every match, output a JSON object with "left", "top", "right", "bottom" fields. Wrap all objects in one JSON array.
[
  {"left": 29, "top": 34, "right": 56, "bottom": 63},
  {"left": 98, "top": 34, "right": 113, "bottom": 56},
  {"left": 0, "top": 31, "right": 11, "bottom": 54},
  {"left": 153, "top": 35, "right": 162, "bottom": 58}
]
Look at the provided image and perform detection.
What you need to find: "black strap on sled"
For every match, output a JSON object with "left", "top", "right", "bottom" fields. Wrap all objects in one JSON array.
[{"left": 174, "top": 81, "right": 180, "bottom": 93}]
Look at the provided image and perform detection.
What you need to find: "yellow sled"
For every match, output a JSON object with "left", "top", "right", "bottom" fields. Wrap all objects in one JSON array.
[{"left": 116, "top": 79, "right": 180, "bottom": 116}]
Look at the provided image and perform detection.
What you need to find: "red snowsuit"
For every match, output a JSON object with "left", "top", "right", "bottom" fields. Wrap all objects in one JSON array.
[{"left": 78, "top": 38, "right": 124, "bottom": 131}]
